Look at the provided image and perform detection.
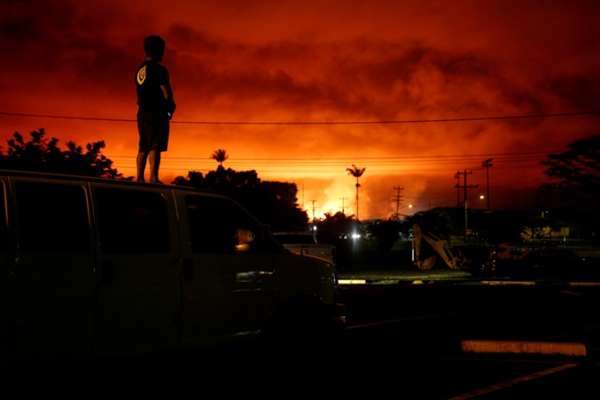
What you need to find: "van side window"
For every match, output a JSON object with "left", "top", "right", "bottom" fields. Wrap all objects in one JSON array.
[
  {"left": 96, "top": 188, "right": 169, "bottom": 254},
  {"left": 185, "top": 195, "right": 258, "bottom": 254},
  {"left": 15, "top": 181, "right": 90, "bottom": 253},
  {"left": 0, "top": 182, "right": 7, "bottom": 253}
]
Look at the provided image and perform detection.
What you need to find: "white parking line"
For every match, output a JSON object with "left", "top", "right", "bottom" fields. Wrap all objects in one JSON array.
[
  {"left": 346, "top": 308, "right": 480, "bottom": 330},
  {"left": 448, "top": 362, "right": 580, "bottom": 400},
  {"left": 338, "top": 279, "right": 367, "bottom": 285},
  {"left": 481, "top": 280, "right": 536, "bottom": 286},
  {"left": 461, "top": 340, "right": 587, "bottom": 357}
]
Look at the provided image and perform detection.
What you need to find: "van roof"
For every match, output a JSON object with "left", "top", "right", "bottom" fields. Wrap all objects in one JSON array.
[{"left": 0, "top": 169, "right": 235, "bottom": 198}]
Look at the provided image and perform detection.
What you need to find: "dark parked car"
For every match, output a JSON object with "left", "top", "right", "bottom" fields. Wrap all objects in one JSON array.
[{"left": 482, "top": 247, "right": 600, "bottom": 281}]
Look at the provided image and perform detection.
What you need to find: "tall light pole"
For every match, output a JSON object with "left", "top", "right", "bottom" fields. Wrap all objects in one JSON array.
[{"left": 482, "top": 158, "right": 493, "bottom": 210}]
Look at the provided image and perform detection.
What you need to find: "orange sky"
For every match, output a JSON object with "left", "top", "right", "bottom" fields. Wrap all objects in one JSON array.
[{"left": 1, "top": 0, "right": 599, "bottom": 220}]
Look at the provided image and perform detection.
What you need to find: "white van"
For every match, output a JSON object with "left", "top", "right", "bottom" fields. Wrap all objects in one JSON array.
[{"left": 0, "top": 170, "right": 345, "bottom": 369}]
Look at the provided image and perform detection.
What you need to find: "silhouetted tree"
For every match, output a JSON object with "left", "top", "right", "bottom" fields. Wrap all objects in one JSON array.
[
  {"left": 245, "top": 180, "right": 308, "bottom": 232},
  {"left": 316, "top": 212, "right": 354, "bottom": 238},
  {"left": 173, "top": 171, "right": 204, "bottom": 187},
  {"left": 0, "top": 129, "right": 122, "bottom": 178},
  {"left": 210, "top": 149, "right": 229, "bottom": 170},
  {"left": 346, "top": 164, "right": 366, "bottom": 221},
  {"left": 365, "top": 218, "right": 403, "bottom": 253},
  {"left": 540, "top": 134, "right": 600, "bottom": 207},
  {"left": 173, "top": 166, "right": 308, "bottom": 231},
  {"left": 316, "top": 211, "right": 356, "bottom": 267}
]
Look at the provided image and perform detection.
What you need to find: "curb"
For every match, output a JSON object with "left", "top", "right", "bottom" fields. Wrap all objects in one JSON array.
[
  {"left": 461, "top": 340, "right": 587, "bottom": 357},
  {"left": 338, "top": 278, "right": 600, "bottom": 286}
]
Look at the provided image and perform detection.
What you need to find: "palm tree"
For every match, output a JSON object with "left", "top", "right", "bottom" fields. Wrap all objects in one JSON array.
[
  {"left": 210, "top": 149, "right": 229, "bottom": 170},
  {"left": 346, "top": 164, "right": 366, "bottom": 221}
]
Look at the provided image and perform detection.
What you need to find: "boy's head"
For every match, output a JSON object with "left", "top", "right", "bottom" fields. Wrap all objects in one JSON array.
[{"left": 144, "top": 35, "right": 165, "bottom": 61}]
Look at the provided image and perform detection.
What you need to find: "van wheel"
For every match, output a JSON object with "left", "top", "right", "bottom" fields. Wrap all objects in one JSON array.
[{"left": 267, "top": 300, "right": 324, "bottom": 356}]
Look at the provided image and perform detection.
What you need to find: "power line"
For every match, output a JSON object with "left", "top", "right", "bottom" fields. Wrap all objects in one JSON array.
[
  {"left": 109, "top": 151, "right": 554, "bottom": 176},
  {"left": 110, "top": 150, "right": 554, "bottom": 163},
  {"left": 1, "top": 110, "right": 599, "bottom": 125},
  {"left": 0, "top": 111, "right": 133, "bottom": 123},
  {"left": 0, "top": 109, "right": 570, "bottom": 177}
]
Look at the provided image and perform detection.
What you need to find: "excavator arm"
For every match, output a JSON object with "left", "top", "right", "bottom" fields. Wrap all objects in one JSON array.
[{"left": 412, "top": 224, "right": 463, "bottom": 270}]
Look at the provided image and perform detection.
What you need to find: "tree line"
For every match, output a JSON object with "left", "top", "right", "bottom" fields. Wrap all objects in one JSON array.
[{"left": 2, "top": 129, "right": 599, "bottom": 257}]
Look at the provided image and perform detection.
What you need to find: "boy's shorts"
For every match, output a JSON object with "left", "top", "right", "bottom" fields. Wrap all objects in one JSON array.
[{"left": 137, "top": 111, "right": 170, "bottom": 152}]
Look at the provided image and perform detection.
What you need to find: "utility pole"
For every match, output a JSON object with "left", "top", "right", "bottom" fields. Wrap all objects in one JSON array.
[
  {"left": 393, "top": 186, "right": 404, "bottom": 220},
  {"left": 482, "top": 158, "right": 493, "bottom": 210},
  {"left": 310, "top": 200, "right": 317, "bottom": 223},
  {"left": 340, "top": 197, "right": 346, "bottom": 214},
  {"left": 455, "top": 172, "right": 461, "bottom": 207},
  {"left": 455, "top": 170, "right": 478, "bottom": 239}
]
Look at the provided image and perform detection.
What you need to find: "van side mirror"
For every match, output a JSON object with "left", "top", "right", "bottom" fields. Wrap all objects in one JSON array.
[
  {"left": 234, "top": 228, "right": 255, "bottom": 252},
  {"left": 233, "top": 224, "right": 276, "bottom": 254}
]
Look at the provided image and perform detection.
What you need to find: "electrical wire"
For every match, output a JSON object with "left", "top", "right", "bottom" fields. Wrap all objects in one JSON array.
[{"left": 1, "top": 110, "right": 599, "bottom": 125}]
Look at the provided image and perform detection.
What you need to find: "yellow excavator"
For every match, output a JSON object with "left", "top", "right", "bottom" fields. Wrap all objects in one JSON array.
[{"left": 412, "top": 224, "right": 464, "bottom": 270}]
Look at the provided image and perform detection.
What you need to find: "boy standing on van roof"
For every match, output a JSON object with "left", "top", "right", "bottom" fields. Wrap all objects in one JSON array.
[{"left": 135, "top": 35, "right": 176, "bottom": 183}]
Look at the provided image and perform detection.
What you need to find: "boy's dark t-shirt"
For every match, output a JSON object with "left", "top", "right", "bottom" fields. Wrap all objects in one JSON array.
[{"left": 135, "top": 60, "right": 171, "bottom": 113}]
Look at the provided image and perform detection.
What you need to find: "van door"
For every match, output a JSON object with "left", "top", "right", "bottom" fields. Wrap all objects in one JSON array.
[
  {"left": 7, "top": 178, "right": 95, "bottom": 366},
  {"left": 178, "top": 193, "right": 281, "bottom": 347},
  {"left": 91, "top": 184, "right": 181, "bottom": 358}
]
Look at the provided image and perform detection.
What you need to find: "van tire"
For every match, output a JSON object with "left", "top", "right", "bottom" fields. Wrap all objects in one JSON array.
[{"left": 266, "top": 297, "right": 326, "bottom": 355}]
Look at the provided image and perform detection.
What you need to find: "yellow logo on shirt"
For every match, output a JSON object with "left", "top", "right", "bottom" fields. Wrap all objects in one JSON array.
[{"left": 137, "top": 66, "right": 146, "bottom": 85}]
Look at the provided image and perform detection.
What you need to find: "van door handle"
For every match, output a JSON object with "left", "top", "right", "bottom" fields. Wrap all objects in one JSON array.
[
  {"left": 101, "top": 259, "right": 113, "bottom": 285},
  {"left": 183, "top": 258, "right": 194, "bottom": 282}
]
